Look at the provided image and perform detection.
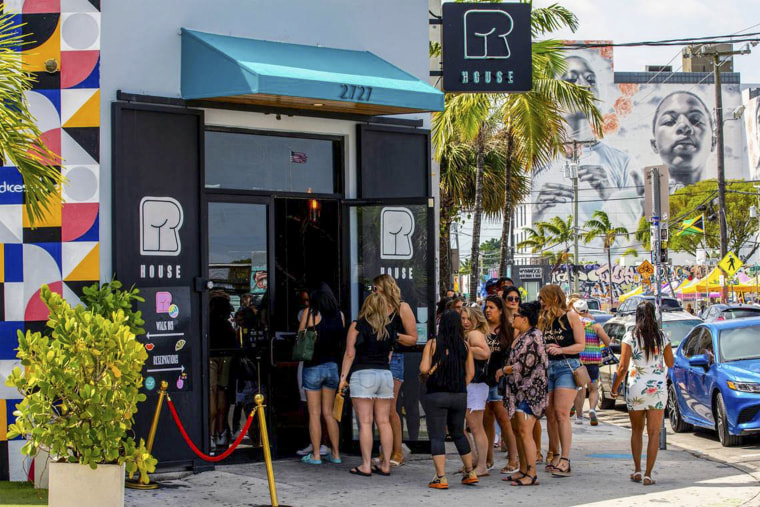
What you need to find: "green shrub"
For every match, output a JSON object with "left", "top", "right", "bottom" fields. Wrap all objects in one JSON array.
[{"left": 5, "top": 284, "right": 157, "bottom": 483}]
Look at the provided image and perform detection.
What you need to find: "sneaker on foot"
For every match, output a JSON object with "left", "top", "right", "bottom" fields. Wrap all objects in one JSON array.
[
  {"left": 216, "top": 431, "right": 229, "bottom": 447},
  {"left": 319, "top": 445, "right": 330, "bottom": 456},
  {"left": 210, "top": 436, "right": 217, "bottom": 451},
  {"left": 297, "top": 444, "right": 313, "bottom": 456},
  {"left": 589, "top": 411, "right": 598, "bottom": 426},
  {"left": 462, "top": 470, "right": 479, "bottom": 485},
  {"left": 429, "top": 475, "right": 449, "bottom": 489},
  {"left": 575, "top": 417, "right": 584, "bottom": 425}
]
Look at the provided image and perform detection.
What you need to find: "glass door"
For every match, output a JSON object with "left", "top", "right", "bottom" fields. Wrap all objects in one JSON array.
[{"left": 342, "top": 199, "right": 435, "bottom": 448}]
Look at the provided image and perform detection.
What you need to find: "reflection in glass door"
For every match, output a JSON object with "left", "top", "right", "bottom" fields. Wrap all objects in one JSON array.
[{"left": 207, "top": 201, "right": 268, "bottom": 453}]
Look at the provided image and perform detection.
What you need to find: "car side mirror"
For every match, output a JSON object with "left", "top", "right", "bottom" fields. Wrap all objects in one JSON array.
[{"left": 688, "top": 354, "right": 709, "bottom": 369}]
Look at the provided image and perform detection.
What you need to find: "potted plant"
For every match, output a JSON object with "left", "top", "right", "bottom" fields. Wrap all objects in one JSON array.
[{"left": 5, "top": 283, "right": 157, "bottom": 506}]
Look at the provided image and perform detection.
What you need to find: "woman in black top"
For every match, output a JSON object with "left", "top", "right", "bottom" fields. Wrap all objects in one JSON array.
[
  {"left": 339, "top": 293, "right": 416, "bottom": 477},
  {"left": 298, "top": 283, "right": 345, "bottom": 465},
  {"left": 420, "top": 310, "right": 477, "bottom": 489},
  {"left": 538, "top": 285, "right": 585, "bottom": 477}
]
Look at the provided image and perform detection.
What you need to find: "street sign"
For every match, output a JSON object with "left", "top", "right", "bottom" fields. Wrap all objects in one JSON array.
[
  {"left": 719, "top": 251, "right": 743, "bottom": 277},
  {"left": 637, "top": 260, "right": 655, "bottom": 279},
  {"left": 643, "top": 165, "right": 670, "bottom": 221},
  {"left": 441, "top": 2, "right": 532, "bottom": 92}
]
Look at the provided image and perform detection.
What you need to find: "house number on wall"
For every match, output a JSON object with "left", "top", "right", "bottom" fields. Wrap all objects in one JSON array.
[{"left": 339, "top": 84, "right": 373, "bottom": 101}]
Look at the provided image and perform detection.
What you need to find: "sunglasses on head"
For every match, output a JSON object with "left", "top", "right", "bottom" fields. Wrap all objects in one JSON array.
[{"left": 505, "top": 296, "right": 520, "bottom": 302}]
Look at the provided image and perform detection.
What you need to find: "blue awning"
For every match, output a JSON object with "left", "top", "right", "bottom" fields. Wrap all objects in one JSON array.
[{"left": 181, "top": 29, "right": 443, "bottom": 115}]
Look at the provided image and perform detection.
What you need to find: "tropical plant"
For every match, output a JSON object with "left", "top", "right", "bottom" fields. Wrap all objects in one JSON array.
[
  {"left": 6, "top": 284, "right": 157, "bottom": 484},
  {"left": 583, "top": 210, "right": 630, "bottom": 308},
  {"left": 542, "top": 215, "right": 576, "bottom": 279},
  {"left": 0, "top": 12, "right": 62, "bottom": 223}
]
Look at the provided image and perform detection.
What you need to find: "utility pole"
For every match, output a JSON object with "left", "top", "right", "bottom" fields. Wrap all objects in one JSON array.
[
  {"left": 693, "top": 43, "right": 753, "bottom": 301},
  {"left": 563, "top": 139, "right": 596, "bottom": 294},
  {"left": 652, "top": 166, "right": 667, "bottom": 451}
]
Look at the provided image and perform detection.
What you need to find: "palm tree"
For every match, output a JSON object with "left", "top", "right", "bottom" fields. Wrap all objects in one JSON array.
[
  {"left": 541, "top": 215, "right": 575, "bottom": 288},
  {"left": 0, "top": 13, "right": 62, "bottom": 223},
  {"left": 583, "top": 210, "right": 630, "bottom": 308}
]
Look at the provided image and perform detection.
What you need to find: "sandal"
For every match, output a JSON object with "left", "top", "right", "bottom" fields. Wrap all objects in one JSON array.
[
  {"left": 300, "top": 455, "right": 322, "bottom": 465},
  {"left": 630, "top": 471, "right": 642, "bottom": 483},
  {"left": 551, "top": 457, "right": 572, "bottom": 477},
  {"left": 502, "top": 471, "right": 525, "bottom": 482},
  {"left": 350, "top": 467, "right": 371, "bottom": 477},
  {"left": 512, "top": 474, "right": 539, "bottom": 487},
  {"left": 544, "top": 456, "right": 559, "bottom": 473},
  {"left": 536, "top": 452, "right": 544, "bottom": 464},
  {"left": 501, "top": 463, "right": 520, "bottom": 475},
  {"left": 370, "top": 463, "right": 391, "bottom": 476},
  {"left": 643, "top": 476, "right": 656, "bottom": 486},
  {"left": 390, "top": 458, "right": 405, "bottom": 468}
]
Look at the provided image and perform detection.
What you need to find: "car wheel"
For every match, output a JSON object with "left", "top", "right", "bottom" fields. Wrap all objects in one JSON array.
[
  {"left": 715, "top": 392, "right": 742, "bottom": 447},
  {"left": 668, "top": 384, "right": 692, "bottom": 433},
  {"left": 599, "top": 383, "right": 616, "bottom": 410}
]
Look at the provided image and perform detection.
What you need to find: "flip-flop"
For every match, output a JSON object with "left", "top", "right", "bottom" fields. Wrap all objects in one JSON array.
[
  {"left": 326, "top": 456, "right": 342, "bottom": 464},
  {"left": 300, "top": 455, "right": 322, "bottom": 465},
  {"left": 350, "top": 467, "right": 371, "bottom": 477},
  {"left": 630, "top": 471, "right": 642, "bottom": 483},
  {"left": 390, "top": 459, "right": 405, "bottom": 468},
  {"left": 375, "top": 468, "right": 391, "bottom": 476},
  {"left": 643, "top": 476, "right": 656, "bottom": 486}
]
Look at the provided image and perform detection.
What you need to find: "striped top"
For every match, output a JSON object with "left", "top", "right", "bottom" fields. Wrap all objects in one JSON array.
[{"left": 579, "top": 317, "right": 602, "bottom": 365}]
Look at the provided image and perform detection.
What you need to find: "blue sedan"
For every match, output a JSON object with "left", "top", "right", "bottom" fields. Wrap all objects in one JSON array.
[{"left": 668, "top": 318, "right": 760, "bottom": 446}]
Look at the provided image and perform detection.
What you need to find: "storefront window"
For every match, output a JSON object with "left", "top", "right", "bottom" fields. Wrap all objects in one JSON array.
[{"left": 205, "top": 130, "right": 338, "bottom": 194}]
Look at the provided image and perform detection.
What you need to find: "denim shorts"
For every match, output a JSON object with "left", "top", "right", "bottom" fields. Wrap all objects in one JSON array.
[
  {"left": 349, "top": 369, "right": 394, "bottom": 399},
  {"left": 586, "top": 364, "right": 599, "bottom": 383},
  {"left": 389, "top": 353, "right": 404, "bottom": 382},
  {"left": 467, "top": 382, "right": 489, "bottom": 411},
  {"left": 487, "top": 384, "right": 502, "bottom": 403},
  {"left": 516, "top": 399, "right": 534, "bottom": 417},
  {"left": 548, "top": 358, "right": 581, "bottom": 392},
  {"left": 302, "top": 362, "right": 339, "bottom": 391}
]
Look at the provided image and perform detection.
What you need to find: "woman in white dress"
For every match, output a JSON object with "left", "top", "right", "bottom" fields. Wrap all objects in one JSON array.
[{"left": 611, "top": 301, "right": 674, "bottom": 486}]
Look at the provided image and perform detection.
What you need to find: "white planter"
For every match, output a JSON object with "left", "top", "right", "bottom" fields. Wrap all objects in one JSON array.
[
  {"left": 33, "top": 449, "right": 50, "bottom": 489},
  {"left": 48, "top": 462, "right": 125, "bottom": 507}
]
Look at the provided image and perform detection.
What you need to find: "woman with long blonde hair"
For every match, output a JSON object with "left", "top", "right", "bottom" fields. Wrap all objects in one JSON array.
[
  {"left": 339, "top": 293, "right": 415, "bottom": 476},
  {"left": 461, "top": 306, "right": 491, "bottom": 476},
  {"left": 372, "top": 274, "right": 418, "bottom": 467},
  {"left": 538, "top": 285, "right": 585, "bottom": 477}
]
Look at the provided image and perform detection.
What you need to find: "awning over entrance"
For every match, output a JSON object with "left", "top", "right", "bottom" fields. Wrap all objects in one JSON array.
[{"left": 181, "top": 29, "right": 444, "bottom": 115}]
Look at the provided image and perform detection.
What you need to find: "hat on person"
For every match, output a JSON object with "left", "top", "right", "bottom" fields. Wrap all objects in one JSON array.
[
  {"left": 484, "top": 278, "right": 501, "bottom": 295},
  {"left": 572, "top": 299, "right": 588, "bottom": 313}
]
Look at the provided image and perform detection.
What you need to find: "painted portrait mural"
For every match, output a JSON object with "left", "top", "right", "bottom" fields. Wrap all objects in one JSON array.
[{"left": 531, "top": 43, "right": 746, "bottom": 256}]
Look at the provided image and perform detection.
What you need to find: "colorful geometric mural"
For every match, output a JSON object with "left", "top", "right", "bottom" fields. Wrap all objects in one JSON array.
[{"left": 0, "top": 0, "right": 100, "bottom": 481}]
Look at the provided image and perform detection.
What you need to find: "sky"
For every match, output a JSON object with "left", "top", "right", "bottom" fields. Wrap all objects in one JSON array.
[{"left": 531, "top": 0, "right": 760, "bottom": 83}]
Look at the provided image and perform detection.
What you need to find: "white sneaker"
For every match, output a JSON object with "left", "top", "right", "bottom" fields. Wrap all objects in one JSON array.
[
  {"left": 297, "top": 444, "right": 313, "bottom": 456},
  {"left": 216, "top": 431, "right": 228, "bottom": 447},
  {"left": 319, "top": 445, "right": 330, "bottom": 456},
  {"left": 575, "top": 417, "right": 584, "bottom": 425},
  {"left": 210, "top": 436, "right": 217, "bottom": 450}
]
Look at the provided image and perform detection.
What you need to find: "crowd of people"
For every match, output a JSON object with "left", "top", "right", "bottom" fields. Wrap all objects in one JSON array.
[{"left": 295, "top": 275, "right": 672, "bottom": 489}]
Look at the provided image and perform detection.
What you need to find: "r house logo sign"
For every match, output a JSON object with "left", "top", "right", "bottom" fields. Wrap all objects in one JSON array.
[
  {"left": 139, "top": 196, "right": 184, "bottom": 280},
  {"left": 442, "top": 2, "right": 532, "bottom": 93}
]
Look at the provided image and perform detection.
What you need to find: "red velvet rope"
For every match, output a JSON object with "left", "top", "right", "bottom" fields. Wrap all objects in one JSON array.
[{"left": 166, "top": 396, "right": 257, "bottom": 462}]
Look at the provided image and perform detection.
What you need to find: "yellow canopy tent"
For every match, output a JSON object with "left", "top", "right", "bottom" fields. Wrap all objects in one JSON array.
[
  {"left": 681, "top": 267, "right": 758, "bottom": 294},
  {"left": 619, "top": 286, "right": 643, "bottom": 303}
]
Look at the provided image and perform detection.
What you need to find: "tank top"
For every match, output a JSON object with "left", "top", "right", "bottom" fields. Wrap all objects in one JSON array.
[
  {"left": 303, "top": 311, "right": 345, "bottom": 368},
  {"left": 544, "top": 313, "right": 579, "bottom": 361},
  {"left": 353, "top": 318, "right": 397, "bottom": 371},
  {"left": 390, "top": 311, "right": 406, "bottom": 352},
  {"left": 579, "top": 317, "right": 602, "bottom": 365},
  {"left": 484, "top": 331, "right": 504, "bottom": 387},
  {"left": 426, "top": 339, "right": 468, "bottom": 394}
]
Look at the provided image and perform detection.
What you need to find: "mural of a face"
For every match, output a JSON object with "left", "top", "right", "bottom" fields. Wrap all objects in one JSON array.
[
  {"left": 561, "top": 56, "right": 598, "bottom": 128},
  {"left": 755, "top": 101, "right": 760, "bottom": 169},
  {"left": 650, "top": 92, "right": 715, "bottom": 186}
]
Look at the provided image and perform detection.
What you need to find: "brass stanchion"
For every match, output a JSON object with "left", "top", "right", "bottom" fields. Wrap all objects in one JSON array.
[
  {"left": 255, "top": 394, "right": 279, "bottom": 507},
  {"left": 126, "top": 380, "right": 169, "bottom": 490}
]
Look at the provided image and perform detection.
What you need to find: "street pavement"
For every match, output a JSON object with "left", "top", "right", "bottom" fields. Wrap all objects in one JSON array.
[{"left": 126, "top": 415, "right": 760, "bottom": 507}]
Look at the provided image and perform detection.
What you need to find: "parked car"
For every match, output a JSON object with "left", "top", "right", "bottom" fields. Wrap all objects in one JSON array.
[
  {"left": 586, "top": 298, "right": 602, "bottom": 311},
  {"left": 615, "top": 295, "right": 683, "bottom": 316},
  {"left": 701, "top": 304, "right": 760, "bottom": 323},
  {"left": 589, "top": 309, "right": 614, "bottom": 325},
  {"left": 598, "top": 312, "right": 702, "bottom": 409}
]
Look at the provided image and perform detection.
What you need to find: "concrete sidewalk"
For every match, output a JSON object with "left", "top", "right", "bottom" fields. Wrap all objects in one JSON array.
[{"left": 126, "top": 420, "right": 760, "bottom": 507}]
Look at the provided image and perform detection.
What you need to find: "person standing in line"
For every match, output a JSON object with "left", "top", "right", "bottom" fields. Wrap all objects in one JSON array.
[
  {"left": 372, "top": 274, "right": 418, "bottom": 468},
  {"left": 421, "top": 310, "right": 478, "bottom": 489},
  {"left": 339, "top": 293, "right": 416, "bottom": 477},
  {"left": 483, "top": 295, "right": 519, "bottom": 474},
  {"left": 461, "top": 306, "right": 491, "bottom": 477},
  {"left": 611, "top": 301, "right": 674, "bottom": 486},
  {"left": 539, "top": 285, "right": 585, "bottom": 477},
  {"left": 569, "top": 299, "right": 612, "bottom": 426},
  {"left": 298, "top": 283, "right": 345, "bottom": 465},
  {"left": 496, "top": 301, "right": 548, "bottom": 486}
]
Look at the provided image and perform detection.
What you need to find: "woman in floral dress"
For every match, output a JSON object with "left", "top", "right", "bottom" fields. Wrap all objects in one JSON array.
[{"left": 611, "top": 301, "right": 674, "bottom": 486}]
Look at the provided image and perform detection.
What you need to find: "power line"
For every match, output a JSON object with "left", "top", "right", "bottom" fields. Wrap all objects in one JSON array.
[{"left": 563, "top": 32, "right": 760, "bottom": 48}]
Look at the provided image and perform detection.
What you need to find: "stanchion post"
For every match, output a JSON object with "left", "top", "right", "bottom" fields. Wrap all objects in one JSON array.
[
  {"left": 255, "top": 394, "right": 279, "bottom": 507},
  {"left": 126, "top": 380, "right": 168, "bottom": 490}
]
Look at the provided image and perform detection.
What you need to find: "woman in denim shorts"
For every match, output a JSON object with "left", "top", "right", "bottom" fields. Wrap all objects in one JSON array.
[
  {"left": 339, "top": 293, "right": 417, "bottom": 476},
  {"left": 299, "top": 284, "right": 345, "bottom": 465},
  {"left": 538, "top": 285, "right": 586, "bottom": 477},
  {"left": 373, "top": 274, "right": 418, "bottom": 467}
]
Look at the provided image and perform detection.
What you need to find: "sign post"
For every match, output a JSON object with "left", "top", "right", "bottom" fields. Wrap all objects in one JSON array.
[
  {"left": 719, "top": 252, "right": 743, "bottom": 301},
  {"left": 650, "top": 167, "right": 668, "bottom": 450}
]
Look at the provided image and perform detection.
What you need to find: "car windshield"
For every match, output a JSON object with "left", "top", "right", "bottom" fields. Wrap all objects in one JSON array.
[
  {"left": 663, "top": 320, "right": 702, "bottom": 347},
  {"left": 723, "top": 308, "right": 760, "bottom": 320},
  {"left": 719, "top": 325, "right": 760, "bottom": 362},
  {"left": 586, "top": 300, "right": 601, "bottom": 310},
  {"left": 662, "top": 299, "right": 682, "bottom": 311}
]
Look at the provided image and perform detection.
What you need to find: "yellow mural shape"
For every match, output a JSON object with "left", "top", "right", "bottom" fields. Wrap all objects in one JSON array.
[
  {"left": 22, "top": 191, "right": 61, "bottom": 228},
  {"left": 64, "top": 90, "right": 100, "bottom": 128},
  {"left": 65, "top": 243, "right": 99, "bottom": 281},
  {"left": 0, "top": 399, "right": 6, "bottom": 441},
  {"left": 21, "top": 19, "right": 61, "bottom": 73}
]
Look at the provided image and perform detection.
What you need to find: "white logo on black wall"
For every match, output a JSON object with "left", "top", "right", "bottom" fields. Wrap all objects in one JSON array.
[
  {"left": 140, "top": 197, "right": 184, "bottom": 256},
  {"left": 380, "top": 207, "right": 414, "bottom": 260},
  {"left": 464, "top": 9, "right": 514, "bottom": 59}
]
